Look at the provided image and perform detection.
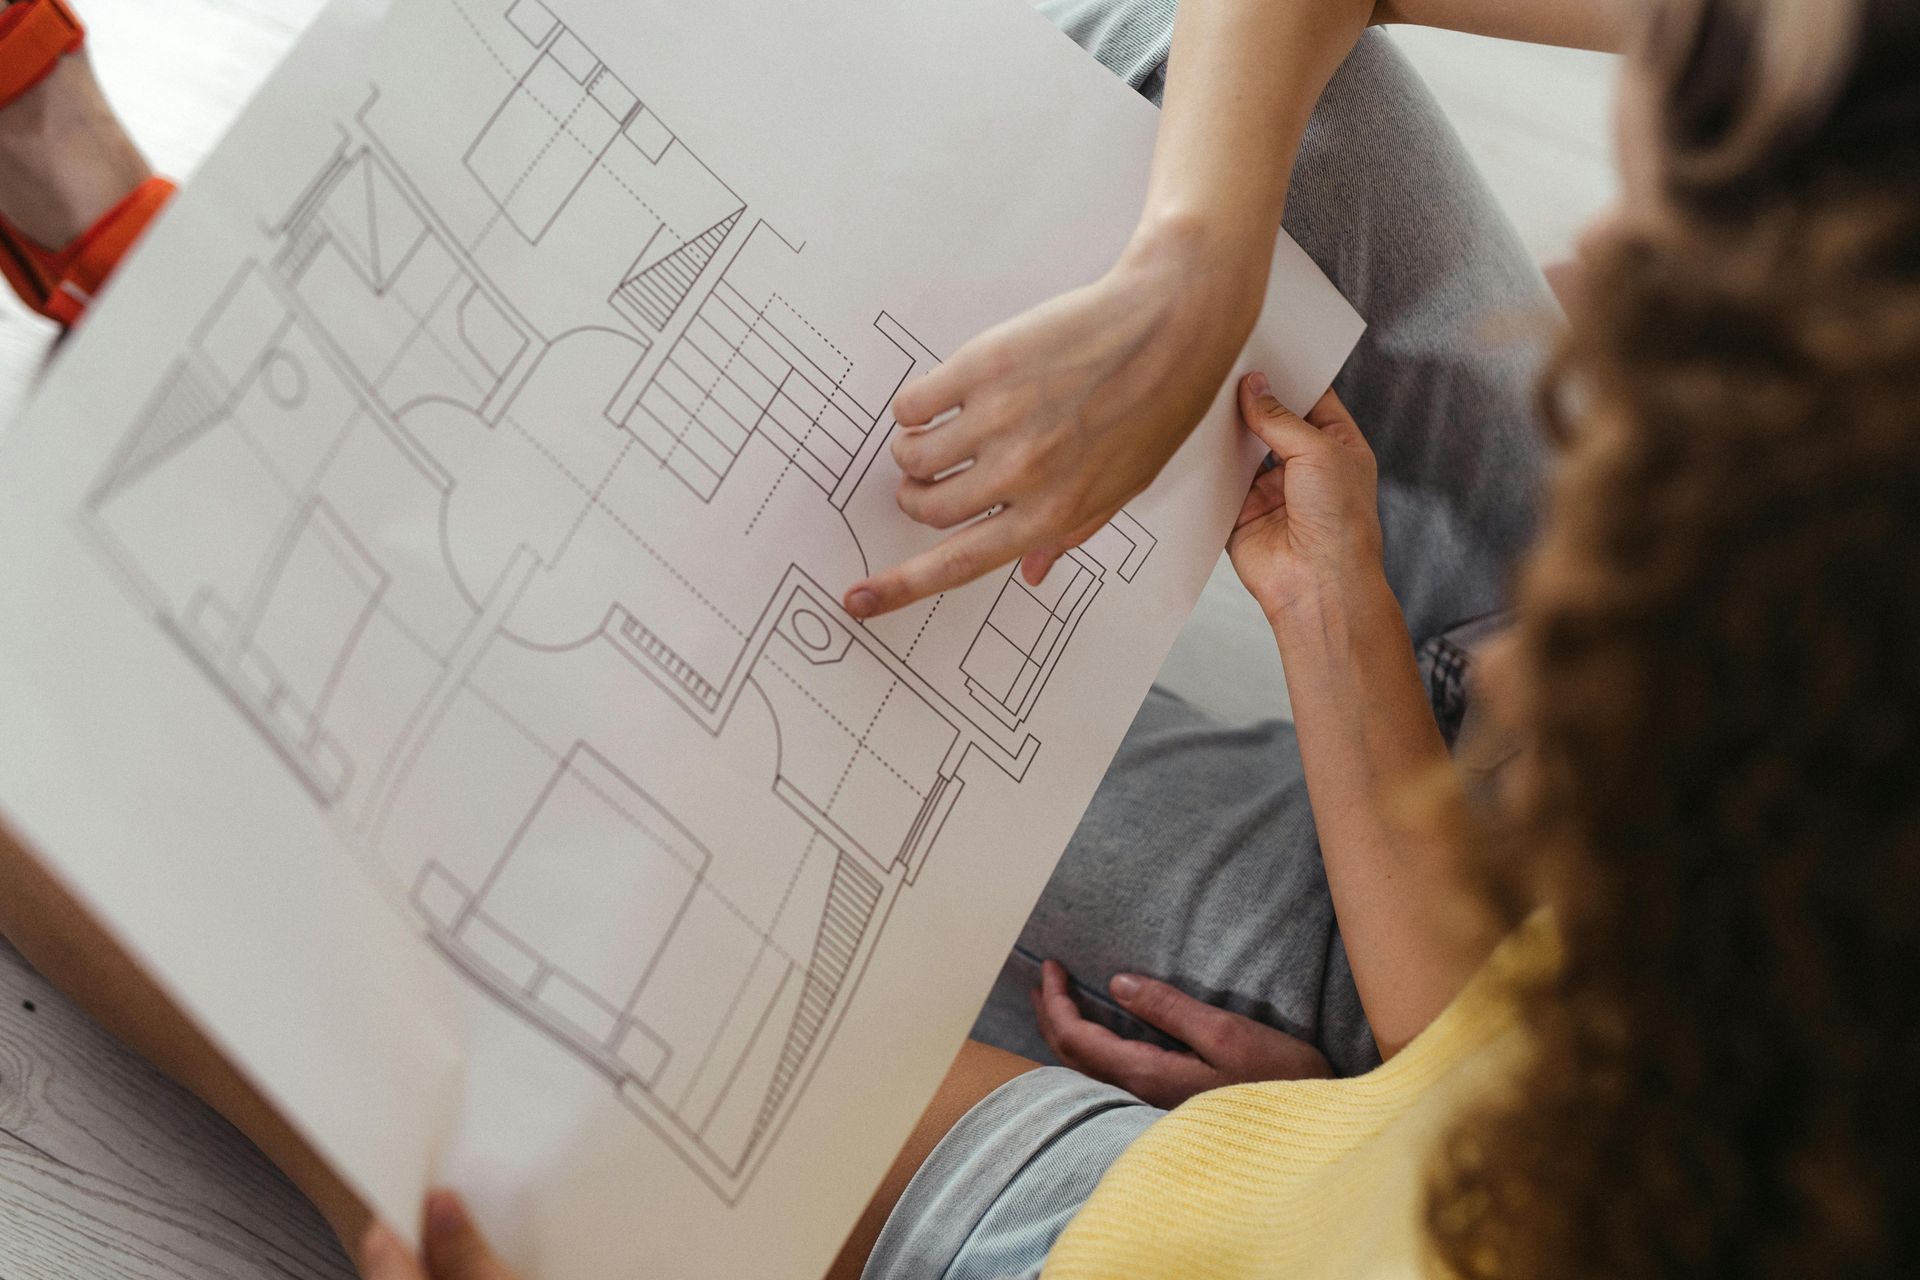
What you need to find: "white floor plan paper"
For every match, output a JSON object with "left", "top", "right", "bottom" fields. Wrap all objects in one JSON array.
[{"left": 0, "top": 0, "right": 1361, "bottom": 1274}]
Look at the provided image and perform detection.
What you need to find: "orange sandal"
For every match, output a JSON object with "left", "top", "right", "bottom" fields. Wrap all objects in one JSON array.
[{"left": 0, "top": 0, "right": 175, "bottom": 327}]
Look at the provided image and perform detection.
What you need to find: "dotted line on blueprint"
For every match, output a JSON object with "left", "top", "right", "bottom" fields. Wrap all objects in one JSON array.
[
  {"left": 826, "top": 681, "right": 898, "bottom": 812},
  {"left": 504, "top": 417, "right": 747, "bottom": 637},
  {"left": 765, "top": 832, "right": 821, "bottom": 940},
  {"left": 551, "top": 437, "right": 635, "bottom": 569},
  {"left": 491, "top": 92, "right": 592, "bottom": 222},
  {"left": 761, "top": 656, "right": 926, "bottom": 798},
  {"left": 903, "top": 594, "right": 943, "bottom": 661},
  {"left": 445, "top": 0, "right": 521, "bottom": 81},
  {"left": 444, "top": 0, "right": 687, "bottom": 241},
  {"left": 744, "top": 454, "right": 795, "bottom": 538},
  {"left": 770, "top": 293, "right": 852, "bottom": 380}
]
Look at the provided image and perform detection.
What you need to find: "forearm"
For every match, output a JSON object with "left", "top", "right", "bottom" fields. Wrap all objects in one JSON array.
[
  {"left": 1131, "top": 0, "right": 1373, "bottom": 313},
  {"left": 1134, "top": 0, "right": 1625, "bottom": 286},
  {"left": 1273, "top": 572, "right": 1492, "bottom": 1056},
  {"left": 1371, "top": 0, "right": 1630, "bottom": 51}
]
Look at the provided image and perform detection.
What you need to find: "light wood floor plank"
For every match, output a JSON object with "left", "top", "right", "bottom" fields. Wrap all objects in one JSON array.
[{"left": 0, "top": 938, "right": 351, "bottom": 1278}]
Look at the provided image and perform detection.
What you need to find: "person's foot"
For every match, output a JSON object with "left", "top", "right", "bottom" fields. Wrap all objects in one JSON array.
[{"left": 0, "top": 41, "right": 149, "bottom": 249}]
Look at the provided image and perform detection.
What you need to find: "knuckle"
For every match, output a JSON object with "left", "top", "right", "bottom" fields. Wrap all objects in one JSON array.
[
  {"left": 1056, "top": 482, "right": 1096, "bottom": 526},
  {"left": 1031, "top": 498, "right": 1072, "bottom": 534},
  {"left": 928, "top": 544, "right": 965, "bottom": 585},
  {"left": 972, "top": 394, "right": 1015, "bottom": 431},
  {"left": 1007, "top": 384, "right": 1046, "bottom": 423},
  {"left": 891, "top": 434, "right": 924, "bottom": 476},
  {"left": 976, "top": 342, "right": 1016, "bottom": 383},
  {"left": 1004, "top": 437, "right": 1047, "bottom": 479},
  {"left": 937, "top": 543, "right": 980, "bottom": 583},
  {"left": 1211, "top": 1017, "right": 1256, "bottom": 1062},
  {"left": 893, "top": 383, "right": 934, "bottom": 424}
]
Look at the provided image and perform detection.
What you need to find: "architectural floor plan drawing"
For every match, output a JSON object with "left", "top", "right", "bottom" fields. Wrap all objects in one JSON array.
[
  {"left": 77, "top": 0, "right": 1160, "bottom": 1201},
  {"left": 0, "top": 0, "right": 1366, "bottom": 1266}
]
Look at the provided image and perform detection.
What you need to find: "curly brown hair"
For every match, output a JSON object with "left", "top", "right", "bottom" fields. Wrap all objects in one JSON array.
[{"left": 1426, "top": 0, "right": 1920, "bottom": 1275}]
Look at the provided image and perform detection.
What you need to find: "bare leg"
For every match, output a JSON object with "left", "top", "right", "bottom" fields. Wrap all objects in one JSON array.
[
  {"left": 827, "top": 1041, "right": 1039, "bottom": 1280},
  {"left": 0, "top": 46, "right": 152, "bottom": 248}
]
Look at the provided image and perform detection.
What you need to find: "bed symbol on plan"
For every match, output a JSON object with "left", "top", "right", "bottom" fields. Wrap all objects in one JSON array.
[
  {"left": 413, "top": 742, "right": 897, "bottom": 1199},
  {"left": 414, "top": 747, "right": 693, "bottom": 1092}
]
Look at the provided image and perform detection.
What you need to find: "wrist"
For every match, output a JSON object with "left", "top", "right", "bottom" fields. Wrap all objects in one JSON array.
[
  {"left": 1119, "top": 209, "right": 1269, "bottom": 335},
  {"left": 1129, "top": 204, "right": 1276, "bottom": 284},
  {"left": 1267, "top": 564, "right": 1399, "bottom": 656}
]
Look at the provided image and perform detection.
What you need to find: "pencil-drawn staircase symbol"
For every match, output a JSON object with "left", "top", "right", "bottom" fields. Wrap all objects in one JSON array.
[
  {"left": 749, "top": 853, "right": 883, "bottom": 1149},
  {"left": 613, "top": 207, "right": 743, "bottom": 331},
  {"left": 612, "top": 610, "right": 724, "bottom": 710},
  {"left": 279, "top": 215, "right": 330, "bottom": 283},
  {"left": 92, "top": 365, "right": 225, "bottom": 507}
]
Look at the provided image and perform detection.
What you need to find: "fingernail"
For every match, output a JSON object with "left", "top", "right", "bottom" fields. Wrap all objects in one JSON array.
[
  {"left": 358, "top": 1223, "right": 405, "bottom": 1271},
  {"left": 1247, "top": 372, "right": 1271, "bottom": 399},
  {"left": 1110, "top": 974, "right": 1141, "bottom": 1002},
  {"left": 426, "top": 1190, "right": 467, "bottom": 1242},
  {"left": 846, "top": 588, "right": 877, "bottom": 618}
]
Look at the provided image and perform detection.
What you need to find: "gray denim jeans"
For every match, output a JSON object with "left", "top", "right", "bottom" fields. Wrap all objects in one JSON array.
[{"left": 968, "top": 15, "right": 1554, "bottom": 1082}]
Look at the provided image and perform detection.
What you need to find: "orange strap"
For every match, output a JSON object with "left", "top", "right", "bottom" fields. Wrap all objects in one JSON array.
[
  {"left": 42, "top": 175, "right": 175, "bottom": 327},
  {"left": 0, "top": 0, "right": 86, "bottom": 109},
  {"left": 0, "top": 1, "right": 170, "bottom": 327}
]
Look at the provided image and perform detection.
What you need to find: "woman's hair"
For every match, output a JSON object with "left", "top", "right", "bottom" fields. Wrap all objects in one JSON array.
[{"left": 1427, "top": 0, "right": 1920, "bottom": 1275}]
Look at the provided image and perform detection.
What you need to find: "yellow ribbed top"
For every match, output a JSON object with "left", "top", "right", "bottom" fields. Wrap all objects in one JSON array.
[{"left": 1042, "top": 929, "right": 1543, "bottom": 1280}]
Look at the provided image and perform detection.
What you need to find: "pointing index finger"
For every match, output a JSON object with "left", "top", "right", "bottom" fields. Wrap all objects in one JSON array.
[{"left": 845, "top": 511, "right": 1031, "bottom": 618}]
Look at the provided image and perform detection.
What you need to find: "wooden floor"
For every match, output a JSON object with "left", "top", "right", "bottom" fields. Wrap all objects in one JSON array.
[
  {"left": 0, "top": 4, "right": 1617, "bottom": 1275},
  {"left": 0, "top": 940, "right": 353, "bottom": 1279}
]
